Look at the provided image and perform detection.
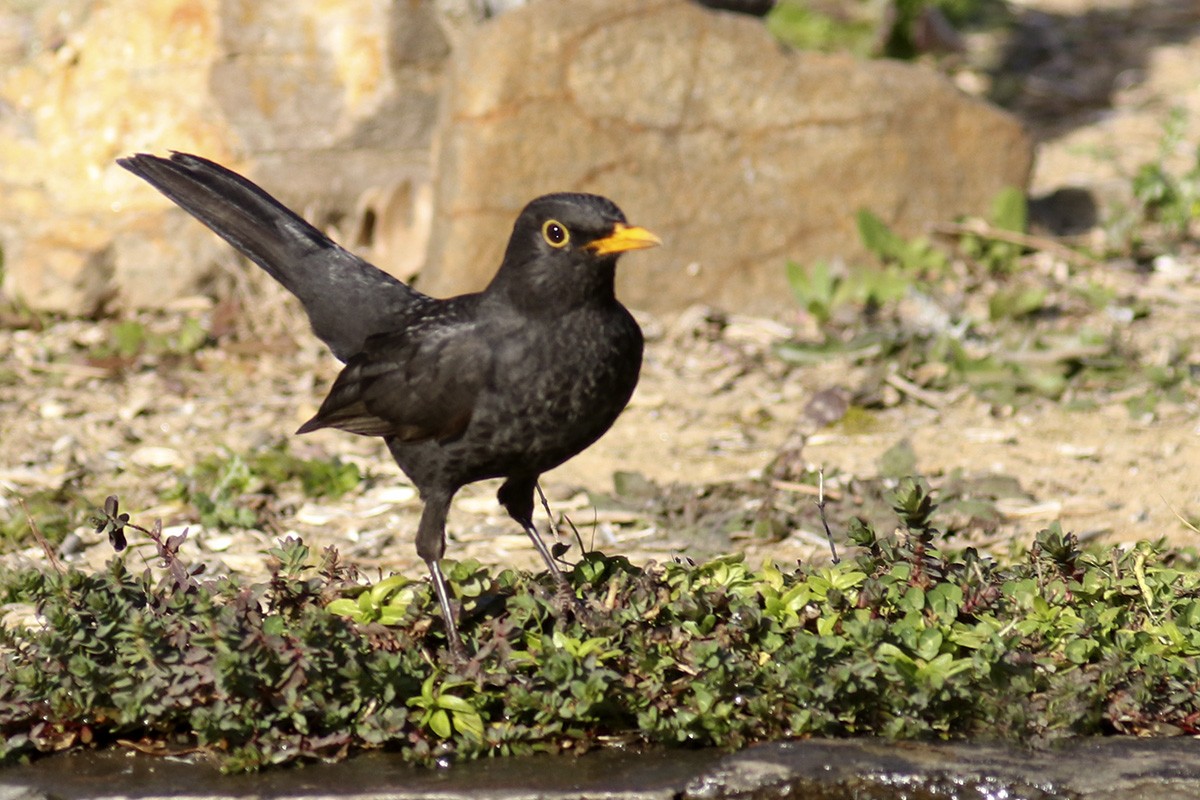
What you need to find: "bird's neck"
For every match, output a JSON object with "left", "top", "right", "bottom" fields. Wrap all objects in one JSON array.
[{"left": 487, "top": 261, "right": 619, "bottom": 317}]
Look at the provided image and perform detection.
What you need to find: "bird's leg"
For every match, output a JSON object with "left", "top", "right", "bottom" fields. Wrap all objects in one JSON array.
[
  {"left": 498, "top": 478, "right": 583, "bottom": 618},
  {"left": 522, "top": 519, "right": 589, "bottom": 624},
  {"left": 425, "top": 558, "right": 465, "bottom": 659},
  {"left": 498, "top": 477, "right": 566, "bottom": 580},
  {"left": 521, "top": 519, "right": 566, "bottom": 584},
  {"left": 415, "top": 492, "right": 466, "bottom": 658}
]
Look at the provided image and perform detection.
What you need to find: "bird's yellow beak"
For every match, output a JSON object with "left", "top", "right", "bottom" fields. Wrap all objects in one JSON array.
[{"left": 586, "top": 222, "right": 662, "bottom": 256}]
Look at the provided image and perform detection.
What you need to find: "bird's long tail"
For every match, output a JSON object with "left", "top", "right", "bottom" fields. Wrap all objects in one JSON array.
[{"left": 118, "top": 151, "right": 422, "bottom": 361}]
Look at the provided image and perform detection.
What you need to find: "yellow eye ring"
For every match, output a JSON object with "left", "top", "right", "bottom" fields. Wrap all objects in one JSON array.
[{"left": 542, "top": 219, "right": 569, "bottom": 248}]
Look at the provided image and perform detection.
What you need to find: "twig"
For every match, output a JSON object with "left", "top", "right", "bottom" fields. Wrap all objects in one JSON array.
[
  {"left": 1161, "top": 493, "right": 1200, "bottom": 537},
  {"left": 933, "top": 220, "right": 1101, "bottom": 268},
  {"left": 885, "top": 373, "right": 952, "bottom": 409},
  {"left": 816, "top": 469, "right": 839, "bottom": 564},
  {"left": 789, "top": 528, "right": 845, "bottom": 551},
  {"left": 535, "top": 481, "right": 584, "bottom": 561},
  {"left": 1003, "top": 343, "right": 1111, "bottom": 366},
  {"left": 771, "top": 479, "right": 842, "bottom": 502},
  {"left": 27, "top": 361, "right": 114, "bottom": 379},
  {"left": 18, "top": 498, "right": 64, "bottom": 575}
]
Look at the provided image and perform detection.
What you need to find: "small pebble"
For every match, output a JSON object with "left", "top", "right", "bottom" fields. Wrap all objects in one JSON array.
[
  {"left": 130, "top": 445, "right": 183, "bottom": 469},
  {"left": 39, "top": 400, "right": 67, "bottom": 419},
  {"left": 373, "top": 485, "right": 417, "bottom": 504}
]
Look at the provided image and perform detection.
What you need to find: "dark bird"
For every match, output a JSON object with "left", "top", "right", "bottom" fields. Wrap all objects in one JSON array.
[{"left": 117, "top": 152, "right": 659, "bottom": 654}]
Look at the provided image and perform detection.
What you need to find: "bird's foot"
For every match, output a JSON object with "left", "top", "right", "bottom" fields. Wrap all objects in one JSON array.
[{"left": 551, "top": 578, "right": 597, "bottom": 628}]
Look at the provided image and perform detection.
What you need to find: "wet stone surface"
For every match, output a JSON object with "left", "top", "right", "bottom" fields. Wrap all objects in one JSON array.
[{"left": 3, "top": 738, "right": 1200, "bottom": 800}]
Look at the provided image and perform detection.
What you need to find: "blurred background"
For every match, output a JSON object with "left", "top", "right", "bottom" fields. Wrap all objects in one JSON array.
[{"left": 9, "top": 0, "right": 1193, "bottom": 316}]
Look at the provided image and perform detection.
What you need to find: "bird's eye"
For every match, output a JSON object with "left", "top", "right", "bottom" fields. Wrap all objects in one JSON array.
[{"left": 541, "top": 220, "right": 569, "bottom": 248}]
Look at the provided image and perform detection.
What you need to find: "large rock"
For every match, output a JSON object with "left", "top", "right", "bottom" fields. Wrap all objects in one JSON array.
[
  {"left": 0, "top": 0, "right": 1030, "bottom": 319},
  {"left": 0, "top": 0, "right": 457, "bottom": 314},
  {"left": 420, "top": 0, "right": 1033, "bottom": 316}
]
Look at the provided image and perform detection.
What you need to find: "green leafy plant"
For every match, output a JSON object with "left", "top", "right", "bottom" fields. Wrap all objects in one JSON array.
[
  {"left": 1106, "top": 108, "right": 1200, "bottom": 257},
  {"left": 857, "top": 209, "right": 950, "bottom": 275},
  {"left": 767, "top": 0, "right": 1009, "bottom": 59},
  {"left": 328, "top": 574, "right": 419, "bottom": 626},
  {"left": 957, "top": 186, "right": 1030, "bottom": 275},
  {"left": 777, "top": 183, "right": 1172, "bottom": 408},
  {"left": 92, "top": 317, "right": 211, "bottom": 361},
  {"left": 766, "top": 1, "right": 879, "bottom": 55},
  {"left": 1130, "top": 109, "right": 1200, "bottom": 242},
  {"left": 4, "top": 492, "right": 1200, "bottom": 771},
  {"left": 408, "top": 675, "right": 485, "bottom": 741},
  {"left": 785, "top": 260, "right": 852, "bottom": 326},
  {"left": 785, "top": 210, "right": 945, "bottom": 327}
]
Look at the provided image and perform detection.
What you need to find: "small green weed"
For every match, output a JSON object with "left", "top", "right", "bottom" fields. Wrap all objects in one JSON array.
[
  {"left": 1128, "top": 109, "right": 1200, "bottom": 247},
  {"left": 766, "top": 1, "right": 879, "bottom": 55},
  {"left": 785, "top": 210, "right": 947, "bottom": 327},
  {"left": 767, "top": 0, "right": 1009, "bottom": 59},
  {"left": 779, "top": 185, "right": 1183, "bottom": 408},
  {"left": 958, "top": 186, "right": 1030, "bottom": 275},
  {"left": 165, "top": 442, "right": 362, "bottom": 530},
  {"left": 857, "top": 208, "right": 952, "bottom": 275},
  {"left": 1107, "top": 108, "right": 1200, "bottom": 258},
  {"left": 785, "top": 194, "right": 1028, "bottom": 332},
  {"left": 5, "top": 489, "right": 1198, "bottom": 770},
  {"left": 91, "top": 317, "right": 210, "bottom": 362}
]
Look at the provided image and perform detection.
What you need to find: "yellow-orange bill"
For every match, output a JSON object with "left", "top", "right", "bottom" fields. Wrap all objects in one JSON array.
[{"left": 586, "top": 222, "right": 662, "bottom": 256}]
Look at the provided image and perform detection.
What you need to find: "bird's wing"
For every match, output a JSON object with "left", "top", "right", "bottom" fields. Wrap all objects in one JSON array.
[
  {"left": 118, "top": 152, "right": 424, "bottom": 362},
  {"left": 296, "top": 310, "right": 490, "bottom": 442}
]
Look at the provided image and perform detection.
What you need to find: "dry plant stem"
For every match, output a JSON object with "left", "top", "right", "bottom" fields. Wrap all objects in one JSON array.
[
  {"left": 1163, "top": 493, "right": 1200, "bottom": 536},
  {"left": 817, "top": 469, "right": 840, "bottom": 564},
  {"left": 19, "top": 498, "right": 64, "bottom": 575},
  {"left": 885, "top": 373, "right": 953, "bottom": 409},
  {"left": 932, "top": 220, "right": 1100, "bottom": 269},
  {"left": 771, "top": 479, "right": 843, "bottom": 502},
  {"left": 535, "top": 480, "right": 587, "bottom": 561}
]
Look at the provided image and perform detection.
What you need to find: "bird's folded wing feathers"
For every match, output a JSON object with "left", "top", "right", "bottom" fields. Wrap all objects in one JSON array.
[{"left": 297, "top": 321, "right": 489, "bottom": 442}]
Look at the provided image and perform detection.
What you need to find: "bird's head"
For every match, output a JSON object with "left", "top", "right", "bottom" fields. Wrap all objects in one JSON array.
[{"left": 489, "top": 192, "right": 660, "bottom": 311}]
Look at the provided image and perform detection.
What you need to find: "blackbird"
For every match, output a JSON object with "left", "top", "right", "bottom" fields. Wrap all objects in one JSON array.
[{"left": 117, "top": 152, "right": 660, "bottom": 654}]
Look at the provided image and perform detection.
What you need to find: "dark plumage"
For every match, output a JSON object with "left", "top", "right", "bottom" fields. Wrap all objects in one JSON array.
[{"left": 117, "top": 152, "right": 659, "bottom": 654}]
